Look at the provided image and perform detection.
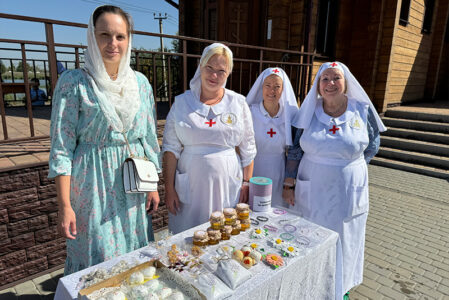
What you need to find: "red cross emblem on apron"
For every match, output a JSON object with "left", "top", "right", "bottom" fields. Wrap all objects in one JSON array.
[
  {"left": 267, "top": 128, "right": 277, "bottom": 137},
  {"left": 205, "top": 119, "right": 216, "bottom": 127}
]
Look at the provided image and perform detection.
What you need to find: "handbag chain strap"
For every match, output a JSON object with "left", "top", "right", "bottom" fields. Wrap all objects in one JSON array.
[{"left": 122, "top": 131, "right": 148, "bottom": 160}]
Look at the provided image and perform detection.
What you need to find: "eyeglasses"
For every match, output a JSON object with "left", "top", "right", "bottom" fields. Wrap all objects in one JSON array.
[{"left": 203, "top": 65, "right": 228, "bottom": 78}]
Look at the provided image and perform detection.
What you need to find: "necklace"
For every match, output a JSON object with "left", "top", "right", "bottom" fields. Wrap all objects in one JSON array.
[
  {"left": 324, "top": 97, "right": 347, "bottom": 117},
  {"left": 201, "top": 90, "right": 224, "bottom": 106}
]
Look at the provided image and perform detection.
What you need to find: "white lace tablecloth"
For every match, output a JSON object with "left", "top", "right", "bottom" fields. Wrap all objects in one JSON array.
[{"left": 55, "top": 208, "right": 341, "bottom": 300}]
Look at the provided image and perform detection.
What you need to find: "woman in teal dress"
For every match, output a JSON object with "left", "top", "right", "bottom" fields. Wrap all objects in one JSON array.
[{"left": 48, "top": 5, "right": 160, "bottom": 275}]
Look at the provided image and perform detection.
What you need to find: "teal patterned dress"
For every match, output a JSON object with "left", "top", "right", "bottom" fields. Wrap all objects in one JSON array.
[{"left": 48, "top": 69, "right": 160, "bottom": 275}]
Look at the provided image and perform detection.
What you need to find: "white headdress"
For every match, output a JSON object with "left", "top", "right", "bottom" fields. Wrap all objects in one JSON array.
[
  {"left": 246, "top": 67, "right": 299, "bottom": 145},
  {"left": 295, "top": 61, "right": 386, "bottom": 132},
  {"left": 189, "top": 43, "right": 233, "bottom": 101},
  {"left": 83, "top": 8, "right": 140, "bottom": 133}
]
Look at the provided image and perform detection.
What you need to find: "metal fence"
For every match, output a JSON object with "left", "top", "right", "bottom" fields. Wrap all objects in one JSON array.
[{"left": 0, "top": 13, "right": 314, "bottom": 143}]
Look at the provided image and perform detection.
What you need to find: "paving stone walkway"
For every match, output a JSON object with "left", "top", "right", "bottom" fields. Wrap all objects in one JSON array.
[{"left": 1, "top": 165, "right": 448, "bottom": 299}]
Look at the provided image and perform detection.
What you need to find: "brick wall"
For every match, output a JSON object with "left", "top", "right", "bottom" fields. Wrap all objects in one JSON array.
[{"left": 0, "top": 163, "right": 168, "bottom": 288}]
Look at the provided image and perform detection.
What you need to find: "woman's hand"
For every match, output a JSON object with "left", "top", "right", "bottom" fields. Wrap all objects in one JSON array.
[
  {"left": 239, "top": 184, "right": 250, "bottom": 203},
  {"left": 146, "top": 191, "right": 160, "bottom": 215},
  {"left": 283, "top": 188, "right": 295, "bottom": 206},
  {"left": 58, "top": 206, "right": 77, "bottom": 240},
  {"left": 165, "top": 187, "right": 181, "bottom": 215}
]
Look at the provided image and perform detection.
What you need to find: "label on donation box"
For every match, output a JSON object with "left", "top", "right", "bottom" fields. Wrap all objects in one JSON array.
[{"left": 249, "top": 177, "right": 272, "bottom": 212}]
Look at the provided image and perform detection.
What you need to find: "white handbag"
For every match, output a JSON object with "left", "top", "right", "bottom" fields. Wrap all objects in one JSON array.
[{"left": 122, "top": 133, "right": 159, "bottom": 193}]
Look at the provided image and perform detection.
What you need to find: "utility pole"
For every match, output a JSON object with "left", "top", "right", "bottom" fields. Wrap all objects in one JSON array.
[{"left": 154, "top": 13, "right": 168, "bottom": 99}]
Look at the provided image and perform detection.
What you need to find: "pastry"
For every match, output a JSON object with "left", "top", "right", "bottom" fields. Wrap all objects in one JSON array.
[
  {"left": 192, "top": 230, "right": 209, "bottom": 246},
  {"left": 207, "top": 227, "right": 222, "bottom": 245},
  {"left": 167, "top": 291, "right": 185, "bottom": 300},
  {"left": 144, "top": 278, "right": 161, "bottom": 292},
  {"left": 232, "top": 249, "right": 244, "bottom": 261},
  {"left": 191, "top": 245, "right": 204, "bottom": 257},
  {"left": 142, "top": 266, "right": 156, "bottom": 279},
  {"left": 221, "top": 225, "right": 232, "bottom": 240},
  {"left": 236, "top": 203, "right": 250, "bottom": 219},
  {"left": 223, "top": 208, "right": 237, "bottom": 225},
  {"left": 240, "top": 217, "right": 251, "bottom": 231},
  {"left": 209, "top": 211, "right": 224, "bottom": 230},
  {"left": 231, "top": 220, "right": 241, "bottom": 235},
  {"left": 158, "top": 287, "right": 173, "bottom": 299},
  {"left": 128, "top": 271, "right": 144, "bottom": 285},
  {"left": 105, "top": 290, "right": 126, "bottom": 300}
]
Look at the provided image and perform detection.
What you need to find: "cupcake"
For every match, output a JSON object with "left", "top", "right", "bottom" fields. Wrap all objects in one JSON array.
[
  {"left": 223, "top": 208, "right": 237, "bottom": 225},
  {"left": 221, "top": 225, "right": 232, "bottom": 240},
  {"left": 207, "top": 227, "right": 222, "bottom": 245},
  {"left": 236, "top": 203, "right": 250, "bottom": 219},
  {"left": 192, "top": 230, "right": 209, "bottom": 247},
  {"left": 231, "top": 220, "right": 241, "bottom": 235},
  {"left": 240, "top": 217, "right": 251, "bottom": 231},
  {"left": 209, "top": 211, "right": 224, "bottom": 230}
]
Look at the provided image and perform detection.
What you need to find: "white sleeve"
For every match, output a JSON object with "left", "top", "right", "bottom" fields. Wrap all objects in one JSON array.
[
  {"left": 162, "top": 101, "right": 183, "bottom": 159},
  {"left": 238, "top": 99, "right": 257, "bottom": 167}
]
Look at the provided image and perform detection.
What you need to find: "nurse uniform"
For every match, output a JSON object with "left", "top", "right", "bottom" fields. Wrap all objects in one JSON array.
[
  {"left": 290, "top": 62, "right": 386, "bottom": 296},
  {"left": 246, "top": 68, "right": 299, "bottom": 208},
  {"left": 162, "top": 44, "right": 256, "bottom": 234}
]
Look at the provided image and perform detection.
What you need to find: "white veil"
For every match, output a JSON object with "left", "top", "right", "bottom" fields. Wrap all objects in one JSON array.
[
  {"left": 246, "top": 67, "right": 299, "bottom": 145},
  {"left": 83, "top": 8, "right": 140, "bottom": 133},
  {"left": 189, "top": 43, "right": 233, "bottom": 101},
  {"left": 295, "top": 61, "right": 387, "bottom": 132}
]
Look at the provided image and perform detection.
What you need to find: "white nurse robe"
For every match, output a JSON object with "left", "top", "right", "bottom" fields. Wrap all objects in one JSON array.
[
  {"left": 293, "top": 98, "right": 371, "bottom": 294},
  {"left": 162, "top": 89, "right": 256, "bottom": 234},
  {"left": 250, "top": 102, "right": 287, "bottom": 208}
]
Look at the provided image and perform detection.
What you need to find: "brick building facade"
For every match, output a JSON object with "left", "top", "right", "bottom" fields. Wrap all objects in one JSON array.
[{"left": 179, "top": 0, "right": 449, "bottom": 112}]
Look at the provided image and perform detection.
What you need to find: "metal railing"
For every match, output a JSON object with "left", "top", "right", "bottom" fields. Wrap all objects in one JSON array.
[{"left": 0, "top": 13, "right": 315, "bottom": 143}]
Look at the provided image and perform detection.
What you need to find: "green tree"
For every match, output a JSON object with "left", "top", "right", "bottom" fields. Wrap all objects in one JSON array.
[
  {"left": 0, "top": 61, "right": 6, "bottom": 74},
  {"left": 16, "top": 61, "right": 32, "bottom": 72}
]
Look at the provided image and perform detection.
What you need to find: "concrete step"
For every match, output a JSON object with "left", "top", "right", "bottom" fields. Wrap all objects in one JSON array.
[
  {"left": 382, "top": 117, "right": 449, "bottom": 133},
  {"left": 377, "top": 146, "right": 449, "bottom": 170},
  {"left": 383, "top": 127, "right": 449, "bottom": 145},
  {"left": 380, "top": 136, "right": 449, "bottom": 157},
  {"left": 371, "top": 156, "right": 449, "bottom": 180},
  {"left": 385, "top": 109, "right": 449, "bottom": 123}
]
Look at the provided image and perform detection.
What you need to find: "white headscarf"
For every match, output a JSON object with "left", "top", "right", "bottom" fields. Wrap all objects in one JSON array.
[
  {"left": 189, "top": 43, "right": 233, "bottom": 101},
  {"left": 295, "top": 61, "right": 387, "bottom": 132},
  {"left": 246, "top": 67, "right": 299, "bottom": 145},
  {"left": 83, "top": 7, "right": 140, "bottom": 133}
]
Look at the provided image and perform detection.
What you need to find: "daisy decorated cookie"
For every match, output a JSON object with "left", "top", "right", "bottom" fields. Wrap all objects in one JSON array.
[
  {"left": 250, "top": 228, "right": 268, "bottom": 239},
  {"left": 281, "top": 243, "right": 301, "bottom": 257}
]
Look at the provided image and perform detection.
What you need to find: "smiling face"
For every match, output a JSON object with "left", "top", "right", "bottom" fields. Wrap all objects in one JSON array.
[
  {"left": 262, "top": 74, "right": 283, "bottom": 105},
  {"left": 200, "top": 54, "right": 230, "bottom": 93},
  {"left": 318, "top": 68, "right": 346, "bottom": 100},
  {"left": 94, "top": 12, "right": 129, "bottom": 72}
]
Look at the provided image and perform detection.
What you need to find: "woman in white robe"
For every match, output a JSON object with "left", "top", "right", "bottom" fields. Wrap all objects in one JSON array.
[
  {"left": 283, "top": 62, "right": 386, "bottom": 299},
  {"left": 162, "top": 43, "right": 257, "bottom": 234},
  {"left": 246, "top": 67, "right": 299, "bottom": 208}
]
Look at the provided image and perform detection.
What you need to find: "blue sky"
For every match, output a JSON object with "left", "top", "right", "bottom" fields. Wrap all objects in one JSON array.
[{"left": 0, "top": 0, "right": 179, "bottom": 61}]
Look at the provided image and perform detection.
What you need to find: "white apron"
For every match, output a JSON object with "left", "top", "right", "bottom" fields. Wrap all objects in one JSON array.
[
  {"left": 292, "top": 98, "right": 370, "bottom": 294},
  {"left": 250, "top": 103, "right": 287, "bottom": 208},
  {"left": 162, "top": 89, "right": 256, "bottom": 234}
]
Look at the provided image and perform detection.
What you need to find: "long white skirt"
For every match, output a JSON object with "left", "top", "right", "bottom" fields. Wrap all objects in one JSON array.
[
  {"left": 168, "top": 146, "right": 242, "bottom": 234},
  {"left": 291, "top": 154, "right": 369, "bottom": 295}
]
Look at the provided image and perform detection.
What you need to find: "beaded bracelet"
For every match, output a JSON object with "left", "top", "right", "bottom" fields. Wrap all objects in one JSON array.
[
  {"left": 250, "top": 218, "right": 259, "bottom": 226},
  {"left": 283, "top": 224, "right": 297, "bottom": 233},
  {"left": 263, "top": 225, "right": 278, "bottom": 232},
  {"left": 256, "top": 216, "right": 269, "bottom": 222},
  {"left": 273, "top": 208, "right": 287, "bottom": 215},
  {"left": 280, "top": 232, "right": 294, "bottom": 241}
]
